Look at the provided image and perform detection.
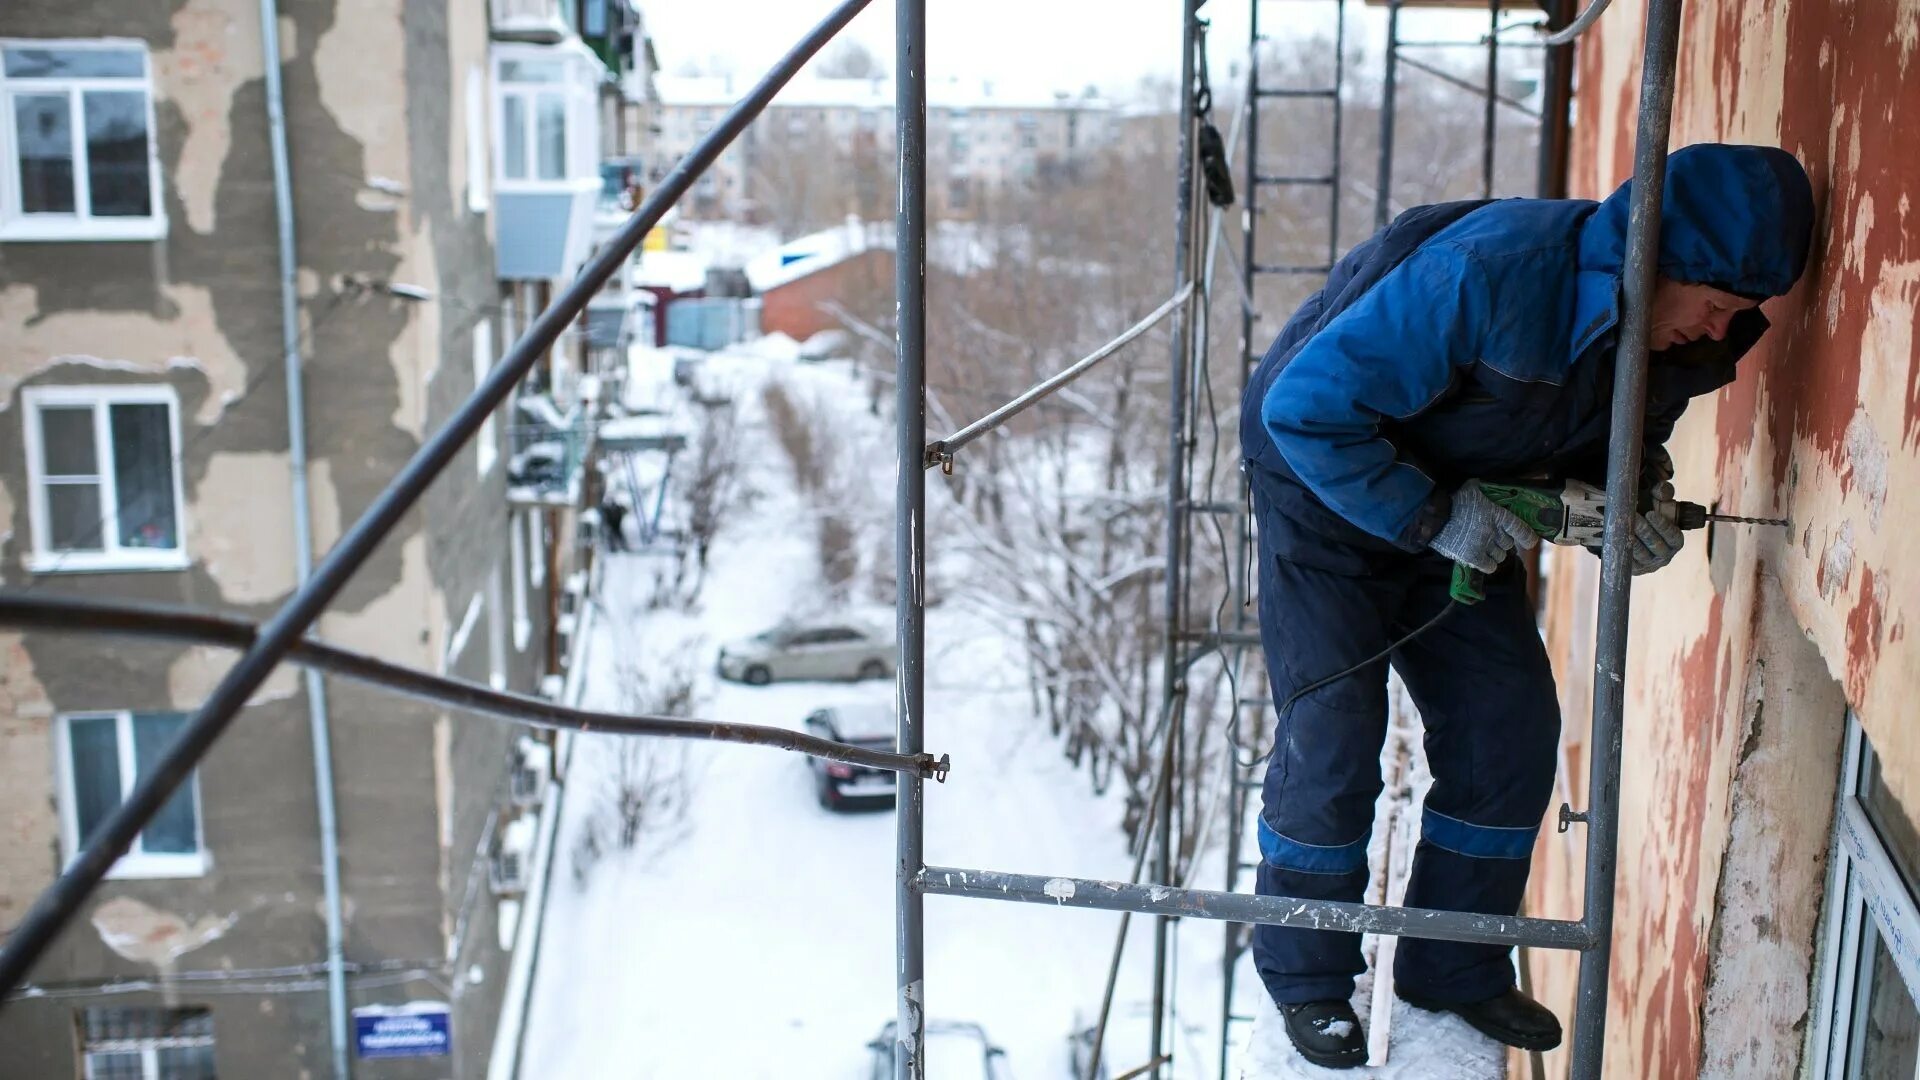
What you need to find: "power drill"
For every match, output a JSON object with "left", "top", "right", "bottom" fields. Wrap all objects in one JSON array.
[{"left": 1447, "top": 479, "right": 1789, "bottom": 604}]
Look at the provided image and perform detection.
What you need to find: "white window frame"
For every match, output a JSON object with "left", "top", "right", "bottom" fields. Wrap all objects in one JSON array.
[
  {"left": 465, "top": 63, "right": 490, "bottom": 214},
  {"left": 474, "top": 318, "right": 498, "bottom": 476},
  {"left": 0, "top": 38, "right": 165, "bottom": 242},
  {"left": 21, "top": 384, "right": 189, "bottom": 573},
  {"left": 53, "top": 711, "right": 209, "bottom": 879},
  {"left": 486, "top": 561, "right": 509, "bottom": 691},
  {"left": 527, "top": 508, "right": 546, "bottom": 588},
  {"left": 1809, "top": 711, "right": 1920, "bottom": 1077},
  {"left": 79, "top": 1006, "right": 216, "bottom": 1079},
  {"left": 491, "top": 43, "right": 598, "bottom": 191},
  {"left": 509, "top": 510, "right": 531, "bottom": 651}
]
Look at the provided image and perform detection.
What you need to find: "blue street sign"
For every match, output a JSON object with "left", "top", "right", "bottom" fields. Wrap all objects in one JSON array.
[{"left": 353, "top": 1002, "right": 451, "bottom": 1059}]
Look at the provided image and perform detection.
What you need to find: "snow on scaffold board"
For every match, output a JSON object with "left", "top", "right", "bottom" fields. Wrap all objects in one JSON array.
[{"left": 1240, "top": 998, "right": 1506, "bottom": 1079}]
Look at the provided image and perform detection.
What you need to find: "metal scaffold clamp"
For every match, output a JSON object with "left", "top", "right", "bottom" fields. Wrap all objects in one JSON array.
[
  {"left": 925, "top": 442, "right": 954, "bottom": 474},
  {"left": 1558, "top": 802, "right": 1590, "bottom": 834},
  {"left": 922, "top": 753, "right": 952, "bottom": 783}
]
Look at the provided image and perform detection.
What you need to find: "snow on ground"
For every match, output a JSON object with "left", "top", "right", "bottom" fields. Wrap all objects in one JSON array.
[
  {"left": 523, "top": 329, "right": 1504, "bottom": 1078},
  {"left": 522, "top": 343, "right": 1210, "bottom": 1078}
]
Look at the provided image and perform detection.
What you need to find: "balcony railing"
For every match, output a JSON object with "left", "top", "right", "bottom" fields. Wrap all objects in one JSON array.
[{"left": 490, "top": 0, "right": 570, "bottom": 43}]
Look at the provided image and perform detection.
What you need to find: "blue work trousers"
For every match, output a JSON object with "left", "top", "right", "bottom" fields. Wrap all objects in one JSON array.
[{"left": 1251, "top": 547, "right": 1560, "bottom": 1006}]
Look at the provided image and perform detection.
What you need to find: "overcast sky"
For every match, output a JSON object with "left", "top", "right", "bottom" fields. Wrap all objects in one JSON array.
[{"left": 642, "top": 2, "right": 1497, "bottom": 100}]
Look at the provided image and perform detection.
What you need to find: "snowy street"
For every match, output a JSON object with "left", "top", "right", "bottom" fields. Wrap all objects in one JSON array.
[{"left": 521, "top": 345, "right": 1217, "bottom": 1078}]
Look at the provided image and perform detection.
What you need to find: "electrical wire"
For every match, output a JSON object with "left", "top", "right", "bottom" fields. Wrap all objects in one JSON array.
[{"left": 1228, "top": 600, "right": 1461, "bottom": 763}]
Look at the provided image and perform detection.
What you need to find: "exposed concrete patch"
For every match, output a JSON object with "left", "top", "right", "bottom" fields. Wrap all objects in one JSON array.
[
  {"left": 1698, "top": 578, "right": 1845, "bottom": 1080},
  {"left": 1818, "top": 520, "right": 1854, "bottom": 602},
  {"left": 0, "top": 633, "right": 58, "bottom": 923},
  {"left": 389, "top": 218, "right": 442, "bottom": 438},
  {"left": 0, "top": 284, "right": 247, "bottom": 424},
  {"left": 194, "top": 451, "right": 297, "bottom": 604},
  {"left": 313, "top": 0, "right": 409, "bottom": 188},
  {"left": 152, "top": 0, "right": 264, "bottom": 235},
  {"left": 168, "top": 645, "right": 298, "bottom": 710},
  {"left": 305, "top": 458, "right": 344, "bottom": 560},
  {"left": 1841, "top": 412, "right": 1890, "bottom": 529},
  {"left": 91, "top": 895, "right": 235, "bottom": 966}
]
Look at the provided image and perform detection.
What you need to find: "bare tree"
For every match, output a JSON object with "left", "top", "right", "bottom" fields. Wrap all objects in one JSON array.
[
  {"left": 814, "top": 39, "right": 887, "bottom": 80},
  {"left": 676, "top": 396, "right": 748, "bottom": 602}
]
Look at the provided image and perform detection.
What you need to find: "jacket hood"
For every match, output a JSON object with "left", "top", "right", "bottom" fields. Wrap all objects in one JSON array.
[{"left": 1579, "top": 143, "right": 1815, "bottom": 298}]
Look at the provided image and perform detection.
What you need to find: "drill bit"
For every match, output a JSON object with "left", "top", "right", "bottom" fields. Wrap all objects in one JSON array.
[{"left": 1702, "top": 512, "right": 1790, "bottom": 527}]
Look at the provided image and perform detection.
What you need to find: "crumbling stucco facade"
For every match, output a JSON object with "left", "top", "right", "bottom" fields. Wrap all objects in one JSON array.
[
  {"left": 0, "top": 1, "right": 557, "bottom": 1075},
  {"left": 1522, "top": 2, "right": 1920, "bottom": 1077}
]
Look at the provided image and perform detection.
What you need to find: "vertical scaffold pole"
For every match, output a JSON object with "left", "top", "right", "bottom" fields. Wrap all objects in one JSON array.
[
  {"left": 893, "top": 0, "right": 929, "bottom": 1074},
  {"left": 1151, "top": 3, "right": 1203, "bottom": 1077},
  {"left": 1569, "top": 1, "right": 1684, "bottom": 1076}
]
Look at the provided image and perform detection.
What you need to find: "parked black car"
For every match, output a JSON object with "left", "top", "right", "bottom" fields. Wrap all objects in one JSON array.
[{"left": 802, "top": 703, "right": 897, "bottom": 811}]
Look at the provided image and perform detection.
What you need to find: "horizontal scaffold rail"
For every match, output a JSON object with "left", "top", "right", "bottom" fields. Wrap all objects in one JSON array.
[
  {"left": 915, "top": 866, "right": 1594, "bottom": 951},
  {"left": 0, "top": 592, "right": 948, "bottom": 779},
  {"left": 925, "top": 283, "right": 1194, "bottom": 470}
]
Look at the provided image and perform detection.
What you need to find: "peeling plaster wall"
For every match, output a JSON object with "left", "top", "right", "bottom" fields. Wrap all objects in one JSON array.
[
  {"left": 1526, "top": 1, "right": 1920, "bottom": 1077},
  {"left": 0, "top": 0, "right": 529, "bottom": 1073}
]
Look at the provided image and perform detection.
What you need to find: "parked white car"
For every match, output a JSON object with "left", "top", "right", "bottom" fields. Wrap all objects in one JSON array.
[{"left": 715, "top": 619, "right": 895, "bottom": 685}]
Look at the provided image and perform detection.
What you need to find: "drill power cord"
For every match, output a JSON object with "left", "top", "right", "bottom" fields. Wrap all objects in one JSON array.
[{"left": 1235, "top": 600, "right": 1462, "bottom": 765}]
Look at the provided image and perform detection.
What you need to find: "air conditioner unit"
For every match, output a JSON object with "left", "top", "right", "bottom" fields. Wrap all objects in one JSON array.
[
  {"left": 509, "top": 737, "right": 551, "bottom": 806},
  {"left": 489, "top": 849, "right": 527, "bottom": 895},
  {"left": 489, "top": 815, "right": 537, "bottom": 896}
]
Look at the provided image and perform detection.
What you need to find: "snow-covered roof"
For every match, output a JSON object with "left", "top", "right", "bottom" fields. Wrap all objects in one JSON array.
[
  {"left": 656, "top": 73, "right": 1111, "bottom": 113},
  {"left": 744, "top": 219, "right": 890, "bottom": 292},
  {"left": 632, "top": 249, "right": 710, "bottom": 292}
]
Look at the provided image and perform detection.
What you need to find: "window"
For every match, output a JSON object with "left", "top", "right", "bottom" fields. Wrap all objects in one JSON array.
[
  {"left": 948, "top": 177, "right": 971, "bottom": 211},
  {"left": 55, "top": 711, "right": 207, "bottom": 878},
  {"left": 1, "top": 40, "right": 163, "bottom": 241},
  {"left": 78, "top": 1006, "right": 215, "bottom": 1079},
  {"left": 1811, "top": 713, "right": 1920, "bottom": 1076},
  {"left": 474, "top": 319, "right": 497, "bottom": 476},
  {"left": 509, "top": 511, "right": 531, "bottom": 651},
  {"left": 22, "top": 385, "right": 186, "bottom": 572},
  {"left": 494, "top": 50, "right": 583, "bottom": 184}
]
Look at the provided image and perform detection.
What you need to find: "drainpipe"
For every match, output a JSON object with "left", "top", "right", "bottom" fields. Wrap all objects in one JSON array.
[{"left": 258, "top": 4, "right": 352, "bottom": 1078}]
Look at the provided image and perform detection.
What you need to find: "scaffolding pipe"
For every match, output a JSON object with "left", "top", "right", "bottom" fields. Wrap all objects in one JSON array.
[
  {"left": 1393, "top": 54, "right": 1540, "bottom": 117},
  {"left": 913, "top": 868, "right": 1594, "bottom": 950},
  {"left": 1569, "top": 0, "right": 1684, "bottom": 1074},
  {"left": 1544, "top": 0, "right": 1613, "bottom": 45},
  {"left": 1151, "top": 6, "right": 1203, "bottom": 1075},
  {"left": 1536, "top": 0, "right": 1576, "bottom": 199},
  {"left": 1375, "top": 0, "right": 1402, "bottom": 229},
  {"left": 0, "top": 593, "right": 945, "bottom": 776},
  {"left": 0, "top": 0, "right": 876, "bottom": 1003},
  {"left": 926, "top": 283, "right": 1193, "bottom": 467},
  {"left": 892, "top": 0, "right": 929, "bottom": 1073},
  {"left": 1484, "top": 0, "right": 1500, "bottom": 198}
]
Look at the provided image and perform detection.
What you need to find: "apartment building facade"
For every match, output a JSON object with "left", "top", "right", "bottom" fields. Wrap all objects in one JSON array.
[
  {"left": 1518, "top": 3, "right": 1920, "bottom": 1077},
  {"left": 652, "top": 73, "right": 1119, "bottom": 222},
  {"left": 0, "top": 0, "right": 648, "bottom": 1074}
]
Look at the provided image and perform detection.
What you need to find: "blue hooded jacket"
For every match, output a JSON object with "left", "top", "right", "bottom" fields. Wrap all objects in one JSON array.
[{"left": 1239, "top": 143, "right": 1814, "bottom": 572}]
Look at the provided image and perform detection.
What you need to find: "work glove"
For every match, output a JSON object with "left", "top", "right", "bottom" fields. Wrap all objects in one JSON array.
[
  {"left": 1427, "top": 480, "right": 1540, "bottom": 574},
  {"left": 1630, "top": 508, "right": 1685, "bottom": 576}
]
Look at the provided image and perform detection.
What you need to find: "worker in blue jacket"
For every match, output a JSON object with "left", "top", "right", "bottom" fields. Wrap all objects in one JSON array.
[{"left": 1239, "top": 143, "right": 1813, "bottom": 1067}]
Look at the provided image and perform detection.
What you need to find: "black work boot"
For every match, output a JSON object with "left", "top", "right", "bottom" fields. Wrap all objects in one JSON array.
[
  {"left": 1397, "top": 986, "right": 1563, "bottom": 1051},
  {"left": 1279, "top": 999, "right": 1367, "bottom": 1069}
]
